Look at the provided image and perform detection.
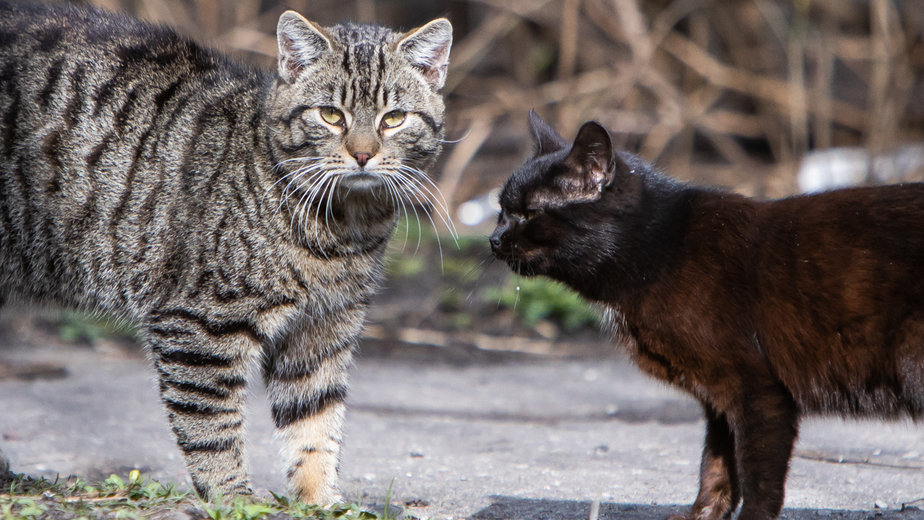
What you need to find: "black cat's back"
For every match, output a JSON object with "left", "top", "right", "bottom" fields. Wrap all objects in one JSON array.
[
  {"left": 609, "top": 181, "right": 924, "bottom": 418},
  {"left": 752, "top": 184, "right": 924, "bottom": 417}
]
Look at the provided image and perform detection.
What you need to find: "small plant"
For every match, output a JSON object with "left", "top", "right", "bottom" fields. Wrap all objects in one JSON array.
[
  {"left": 56, "top": 310, "right": 139, "bottom": 345},
  {"left": 483, "top": 276, "right": 599, "bottom": 331},
  {"left": 1, "top": 472, "right": 395, "bottom": 519},
  {"left": 202, "top": 494, "right": 386, "bottom": 520},
  {"left": 1, "top": 471, "right": 187, "bottom": 519}
]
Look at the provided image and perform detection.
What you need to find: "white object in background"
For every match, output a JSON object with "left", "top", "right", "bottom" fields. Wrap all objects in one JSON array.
[
  {"left": 457, "top": 188, "right": 501, "bottom": 227},
  {"left": 798, "top": 145, "right": 924, "bottom": 193}
]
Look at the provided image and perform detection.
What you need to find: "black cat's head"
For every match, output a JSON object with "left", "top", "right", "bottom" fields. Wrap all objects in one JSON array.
[{"left": 490, "top": 111, "right": 642, "bottom": 282}]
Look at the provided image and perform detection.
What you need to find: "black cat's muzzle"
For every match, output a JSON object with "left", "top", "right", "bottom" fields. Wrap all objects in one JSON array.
[
  {"left": 489, "top": 221, "right": 515, "bottom": 259},
  {"left": 490, "top": 220, "right": 543, "bottom": 275}
]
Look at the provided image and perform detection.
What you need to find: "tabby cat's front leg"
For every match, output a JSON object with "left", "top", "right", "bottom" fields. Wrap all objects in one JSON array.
[
  {"left": 264, "top": 319, "right": 357, "bottom": 504},
  {"left": 146, "top": 313, "right": 258, "bottom": 500}
]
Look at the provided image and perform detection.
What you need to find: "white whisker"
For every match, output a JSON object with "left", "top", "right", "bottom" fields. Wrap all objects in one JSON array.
[
  {"left": 276, "top": 165, "right": 326, "bottom": 214},
  {"left": 263, "top": 156, "right": 324, "bottom": 203},
  {"left": 392, "top": 167, "right": 458, "bottom": 242},
  {"left": 439, "top": 130, "right": 470, "bottom": 144},
  {"left": 390, "top": 173, "right": 445, "bottom": 269},
  {"left": 394, "top": 165, "right": 458, "bottom": 239}
]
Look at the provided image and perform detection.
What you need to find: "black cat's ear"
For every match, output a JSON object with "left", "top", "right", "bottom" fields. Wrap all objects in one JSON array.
[
  {"left": 398, "top": 18, "right": 453, "bottom": 91},
  {"left": 528, "top": 109, "right": 567, "bottom": 156},
  {"left": 562, "top": 121, "right": 615, "bottom": 195},
  {"left": 277, "top": 11, "right": 333, "bottom": 83}
]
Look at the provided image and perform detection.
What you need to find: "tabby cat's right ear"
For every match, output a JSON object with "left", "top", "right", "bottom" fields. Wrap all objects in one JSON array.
[
  {"left": 398, "top": 18, "right": 453, "bottom": 91},
  {"left": 277, "top": 11, "right": 333, "bottom": 83},
  {"left": 528, "top": 109, "right": 567, "bottom": 156}
]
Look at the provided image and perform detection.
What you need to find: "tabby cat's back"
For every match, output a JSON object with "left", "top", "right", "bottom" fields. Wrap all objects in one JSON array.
[
  {"left": 0, "top": 2, "right": 271, "bottom": 313},
  {"left": 1, "top": 1, "right": 452, "bottom": 504}
]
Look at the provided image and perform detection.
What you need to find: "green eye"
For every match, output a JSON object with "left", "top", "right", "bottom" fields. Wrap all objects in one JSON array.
[
  {"left": 525, "top": 208, "right": 542, "bottom": 219},
  {"left": 319, "top": 106, "right": 344, "bottom": 126},
  {"left": 381, "top": 110, "right": 406, "bottom": 129}
]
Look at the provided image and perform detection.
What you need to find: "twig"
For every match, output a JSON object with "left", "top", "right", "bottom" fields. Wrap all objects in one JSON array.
[
  {"left": 363, "top": 324, "right": 583, "bottom": 356},
  {"left": 660, "top": 31, "right": 868, "bottom": 131},
  {"left": 556, "top": 0, "right": 580, "bottom": 80},
  {"left": 902, "top": 497, "right": 924, "bottom": 511},
  {"left": 794, "top": 451, "right": 924, "bottom": 471},
  {"left": 438, "top": 117, "right": 493, "bottom": 211}
]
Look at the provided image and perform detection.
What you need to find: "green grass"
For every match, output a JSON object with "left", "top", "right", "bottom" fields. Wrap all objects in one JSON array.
[
  {"left": 1, "top": 472, "right": 396, "bottom": 520},
  {"left": 482, "top": 276, "right": 599, "bottom": 331},
  {"left": 386, "top": 215, "right": 600, "bottom": 334},
  {"left": 55, "top": 310, "right": 139, "bottom": 346}
]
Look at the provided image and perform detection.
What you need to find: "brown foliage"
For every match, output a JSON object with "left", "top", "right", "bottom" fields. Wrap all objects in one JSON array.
[{"left": 47, "top": 0, "right": 924, "bottom": 199}]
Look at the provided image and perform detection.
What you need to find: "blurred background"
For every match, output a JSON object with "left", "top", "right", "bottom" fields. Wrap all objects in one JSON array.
[
  {"left": 9, "top": 0, "right": 924, "bottom": 352},
  {"left": 49, "top": 0, "right": 924, "bottom": 198}
]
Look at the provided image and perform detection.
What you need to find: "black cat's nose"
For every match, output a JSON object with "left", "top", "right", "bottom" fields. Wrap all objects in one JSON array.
[
  {"left": 489, "top": 235, "right": 502, "bottom": 249},
  {"left": 354, "top": 152, "right": 371, "bottom": 168}
]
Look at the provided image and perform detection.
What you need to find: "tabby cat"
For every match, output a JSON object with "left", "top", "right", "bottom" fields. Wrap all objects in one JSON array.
[
  {"left": 491, "top": 111, "right": 924, "bottom": 520},
  {"left": 0, "top": 1, "right": 452, "bottom": 504}
]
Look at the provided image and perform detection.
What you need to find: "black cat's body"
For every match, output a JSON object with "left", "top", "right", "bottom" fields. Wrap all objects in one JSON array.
[{"left": 491, "top": 112, "right": 923, "bottom": 520}]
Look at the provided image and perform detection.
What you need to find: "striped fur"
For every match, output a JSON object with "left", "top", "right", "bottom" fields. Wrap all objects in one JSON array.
[{"left": 0, "top": 2, "right": 451, "bottom": 503}]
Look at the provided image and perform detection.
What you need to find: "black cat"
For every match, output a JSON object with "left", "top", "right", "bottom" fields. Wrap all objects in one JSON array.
[{"left": 490, "top": 111, "right": 924, "bottom": 520}]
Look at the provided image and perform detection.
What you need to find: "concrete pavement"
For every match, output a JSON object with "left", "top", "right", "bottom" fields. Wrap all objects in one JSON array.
[{"left": 1, "top": 331, "right": 922, "bottom": 520}]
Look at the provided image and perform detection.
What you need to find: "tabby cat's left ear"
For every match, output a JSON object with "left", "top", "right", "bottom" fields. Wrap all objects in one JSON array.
[
  {"left": 277, "top": 11, "right": 333, "bottom": 83},
  {"left": 398, "top": 18, "right": 453, "bottom": 90},
  {"left": 562, "top": 121, "right": 615, "bottom": 197}
]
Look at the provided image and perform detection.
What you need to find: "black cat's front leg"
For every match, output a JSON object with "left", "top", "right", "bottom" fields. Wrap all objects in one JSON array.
[
  {"left": 263, "top": 316, "right": 359, "bottom": 505},
  {"left": 146, "top": 314, "right": 258, "bottom": 500},
  {"left": 673, "top": 405, "right": 741, "bottom": 520},
  {"left": 731, "top": 382, "right": 799, "bottom": 520}
]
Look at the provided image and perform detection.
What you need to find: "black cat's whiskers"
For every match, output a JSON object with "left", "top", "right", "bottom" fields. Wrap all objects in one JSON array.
[
  {"left": 462, "top": 251, "right": 498, "bottom": 305},
  {"left": 513, "top": 270, "right": 522, "bottom": 311}
]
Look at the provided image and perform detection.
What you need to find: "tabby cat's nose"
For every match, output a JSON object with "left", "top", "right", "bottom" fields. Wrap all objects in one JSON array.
[{"left": 354, "top": 152, "right": 371, "bottom": 167}]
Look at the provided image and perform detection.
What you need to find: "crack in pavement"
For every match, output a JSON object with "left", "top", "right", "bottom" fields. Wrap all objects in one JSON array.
[{"left": 350, "top": 400, "right": 702, "bottom": 425}]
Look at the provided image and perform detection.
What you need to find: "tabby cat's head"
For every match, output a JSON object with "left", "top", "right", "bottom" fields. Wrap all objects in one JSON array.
[
  {"left": 265, "top": 11, "right": 451, "bottom": 215},
  {"left": 490, "top": 111, "right": 643, "bottom": 279}
]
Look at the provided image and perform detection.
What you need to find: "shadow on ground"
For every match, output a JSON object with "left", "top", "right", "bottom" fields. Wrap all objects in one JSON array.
[{"left": 469, "top": 496, "right": 924, "bottom": 520}]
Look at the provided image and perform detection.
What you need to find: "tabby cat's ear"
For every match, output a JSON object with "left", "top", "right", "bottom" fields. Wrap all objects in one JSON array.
[
  {"left": 561, "top": 121, "right": 616, "bottom": 197},
  {"left": 277, "top": 11, "right": 333, "bottom": 83},
  {"left": 398, "top": 18, "right": 452, "bottom": 91},
  {"left": 528, "top": 109, "right": 567, "bottom": 156}
]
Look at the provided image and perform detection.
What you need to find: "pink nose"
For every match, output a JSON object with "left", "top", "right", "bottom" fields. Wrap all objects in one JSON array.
[{"left": 354, "top": 152, "right": 371, "bottom": 167}]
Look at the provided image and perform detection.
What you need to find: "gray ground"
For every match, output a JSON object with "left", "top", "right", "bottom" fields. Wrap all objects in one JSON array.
[{"left": 1, "top": 329, "right": 923, "bottom": 520}]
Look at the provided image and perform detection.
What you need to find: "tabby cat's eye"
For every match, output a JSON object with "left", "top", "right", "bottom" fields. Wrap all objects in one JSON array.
[
  {"left": 319, "top": 106, "right": 344, "bottom": 126},
  {"left": 381, "top": 110, "right": 406, "bottom": 129}
]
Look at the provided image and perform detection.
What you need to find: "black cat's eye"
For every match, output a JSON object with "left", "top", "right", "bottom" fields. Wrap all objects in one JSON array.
[
  {"left": 381, "top": 110, "right": 406, "bottom": 129},
  {"left": 318, "top": 106, "right": 345, "bottom": 127},
  {"left": 524, "top": 208, "right": 542, "bottom": 219}
]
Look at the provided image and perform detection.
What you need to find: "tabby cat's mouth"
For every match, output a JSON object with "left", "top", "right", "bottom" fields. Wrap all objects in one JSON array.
[{"left": 340, "top": 171, "right": 385, "bottom": 190}]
